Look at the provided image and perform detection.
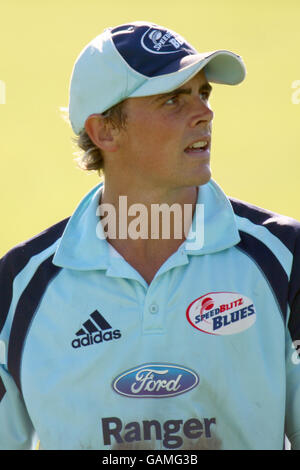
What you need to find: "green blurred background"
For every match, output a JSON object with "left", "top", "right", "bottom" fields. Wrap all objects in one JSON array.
[{"left": 1, "top": 0, "right": 300, "bottom": 257}]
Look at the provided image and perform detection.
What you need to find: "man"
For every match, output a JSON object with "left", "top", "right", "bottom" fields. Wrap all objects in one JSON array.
[{"left": 0, "top": 21, "right": 299, "bottom": 450}]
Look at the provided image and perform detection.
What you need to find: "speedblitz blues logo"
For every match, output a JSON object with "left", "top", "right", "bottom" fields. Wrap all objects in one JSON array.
[
  {"left": 141, "top": 27, "right": 191, "bottom": 54},
  {"left": 187, "top": 292, "right": 256, "bottom": 336},
  {"left": 112, "top": 364, "right": 199, "bottom": 398}
]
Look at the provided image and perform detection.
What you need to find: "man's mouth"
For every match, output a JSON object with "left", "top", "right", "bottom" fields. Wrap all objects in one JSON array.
[{"left": 184, "top": 137, "right": 210, "bottom": 155}]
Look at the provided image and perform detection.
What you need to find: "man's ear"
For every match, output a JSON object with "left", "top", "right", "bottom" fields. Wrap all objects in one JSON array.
[{"left": 84, "top": 114, "right": 120, "bottom": 152}]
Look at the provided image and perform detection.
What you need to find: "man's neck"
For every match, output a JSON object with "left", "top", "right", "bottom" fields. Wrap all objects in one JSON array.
[{"left": 98, "top": 183, "right": 199, "bottom": 283}]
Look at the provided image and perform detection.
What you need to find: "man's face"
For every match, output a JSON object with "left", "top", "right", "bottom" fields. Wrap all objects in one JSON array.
[{"left": 112, "top": 70, "right": 214, "bottom": 192}]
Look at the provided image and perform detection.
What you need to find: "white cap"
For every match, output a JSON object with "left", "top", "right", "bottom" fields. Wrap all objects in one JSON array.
[{"left": 69, "top": 21, "right": 246, "bottom": 135}]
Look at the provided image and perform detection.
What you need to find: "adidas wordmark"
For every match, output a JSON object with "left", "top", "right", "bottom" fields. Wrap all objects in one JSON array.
[{"left": 71, "top": 310, "right": 121, "bottom": 348}]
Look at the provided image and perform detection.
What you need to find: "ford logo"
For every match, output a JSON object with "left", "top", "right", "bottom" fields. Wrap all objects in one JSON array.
[{"left": 112, "top": 364, "right": 199, "bottom": 398}]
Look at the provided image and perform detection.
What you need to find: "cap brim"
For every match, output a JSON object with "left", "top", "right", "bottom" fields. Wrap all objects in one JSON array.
[{"left": 129, "top": 50, "right": 246, "bottom": 98}]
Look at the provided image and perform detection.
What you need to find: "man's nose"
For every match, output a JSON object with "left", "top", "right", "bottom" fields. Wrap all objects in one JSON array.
[{"left": 190, "top": 97, "right": 214, "bottom": 127}]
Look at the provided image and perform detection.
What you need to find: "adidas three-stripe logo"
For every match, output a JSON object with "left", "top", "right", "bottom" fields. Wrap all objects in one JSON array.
[
  {"left": 76, "top": 310, "right": 112, "bottom": 336},
  {"left": 71, "top": 310, "right": 122, "bottom": 349}
]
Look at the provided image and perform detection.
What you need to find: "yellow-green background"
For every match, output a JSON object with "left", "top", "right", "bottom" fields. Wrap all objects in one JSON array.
[{"left": 1, "top": 0, "right": 299, "bottom": 257}]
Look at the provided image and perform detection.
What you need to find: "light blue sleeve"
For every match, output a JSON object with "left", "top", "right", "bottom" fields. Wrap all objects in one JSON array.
[
  {"left": 285, "top": 230, "right": 300, "bottom": 450},
  {"left": 285, "top": 328, "right": 300, "bottom": 449},
  {"left": 0, "top": 251, "right": 37, "bottom": 449},
  {"left": 0, "top": 365, "right": 37, "bottom": 450}
]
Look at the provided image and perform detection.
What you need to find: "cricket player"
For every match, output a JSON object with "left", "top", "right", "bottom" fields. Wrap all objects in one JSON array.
[{"left": 0, "top": 21, "right": 300, "bottom": 450}]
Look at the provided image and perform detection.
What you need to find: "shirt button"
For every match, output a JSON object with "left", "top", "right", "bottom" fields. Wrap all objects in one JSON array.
[{"left": 149, "top": 303, "right": 159, "bottom": 314}]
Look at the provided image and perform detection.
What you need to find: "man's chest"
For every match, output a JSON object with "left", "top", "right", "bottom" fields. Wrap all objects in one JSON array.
[{"left": 19, "top": 250, "right": 286, "bottom": 449}]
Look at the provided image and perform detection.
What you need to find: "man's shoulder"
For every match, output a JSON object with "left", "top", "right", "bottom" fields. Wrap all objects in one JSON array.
[
  {"left": 0, "top": 216, "right": 70, "bottom": 275},
  {"left": 0, "top": 217, "right": 70, "bottom": 335},
  {"left": 229, "top": 196, "right": 300, "bottom": 252}
]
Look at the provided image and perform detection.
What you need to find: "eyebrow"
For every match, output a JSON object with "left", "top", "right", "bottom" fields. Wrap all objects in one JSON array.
[{"left": 153, "top": 82, "right": 213, "bottom": 102}]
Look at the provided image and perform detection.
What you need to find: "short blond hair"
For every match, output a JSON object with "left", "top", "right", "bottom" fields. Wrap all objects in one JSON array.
[{"left": 73, "top": 101, "right": 127, "bottom": 175}]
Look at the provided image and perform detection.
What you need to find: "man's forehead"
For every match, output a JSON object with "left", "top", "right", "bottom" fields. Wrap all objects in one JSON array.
[
  {"left": 153, "top": 72, "right": 212, "bottom": 100},
  {"left": 123, "top": 70, "right": 212, "bottom": 107}
]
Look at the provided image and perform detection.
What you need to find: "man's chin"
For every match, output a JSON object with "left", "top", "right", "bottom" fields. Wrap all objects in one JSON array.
[{"left": 192, "top": 168, "right": 212, "bottom": 187}]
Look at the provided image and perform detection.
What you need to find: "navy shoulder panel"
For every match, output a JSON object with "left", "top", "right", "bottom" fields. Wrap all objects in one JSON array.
[
  {"left": 236, "top": 230, "right": 289, "bottom": 321},
  {"left": 230, "top": 197, "right": 300, "bottom": 341},
  {"left": 230, "top": 197, "right": 300, "bottom": 253},
  {"left": 0, "top": 217, "right": 70, "bottom": 334},
  {"left": 288, "top": 229, "right": 300, "bottom": 342},
  {"left": 7, "top": 254, "right": 62, "bottom": 392}
]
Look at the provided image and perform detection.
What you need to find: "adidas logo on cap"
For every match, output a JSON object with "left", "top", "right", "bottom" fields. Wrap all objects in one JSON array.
[{"left": 71, "top": 310, "right": 121, "bottom": 349}]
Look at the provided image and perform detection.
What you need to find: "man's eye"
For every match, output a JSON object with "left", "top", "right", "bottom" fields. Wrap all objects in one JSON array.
[
  {"left": 165, "top": 96, "right": 179, "bottom": 105},
  {"left": 200, "top": 91, "right": 210, "bottom": 101}
]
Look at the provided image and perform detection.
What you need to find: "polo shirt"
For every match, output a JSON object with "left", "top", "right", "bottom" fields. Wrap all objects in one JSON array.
[{"left": 0, "top": 179, "right": 299, "bottom": 450}]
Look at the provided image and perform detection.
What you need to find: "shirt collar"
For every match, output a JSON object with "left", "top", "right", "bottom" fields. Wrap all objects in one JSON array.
[
  {"left": 53, "top": 179, "right": 240, "bottom": 270},
  {"left": 183, "top": 179, "right": 240, "bottom": 255}
]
